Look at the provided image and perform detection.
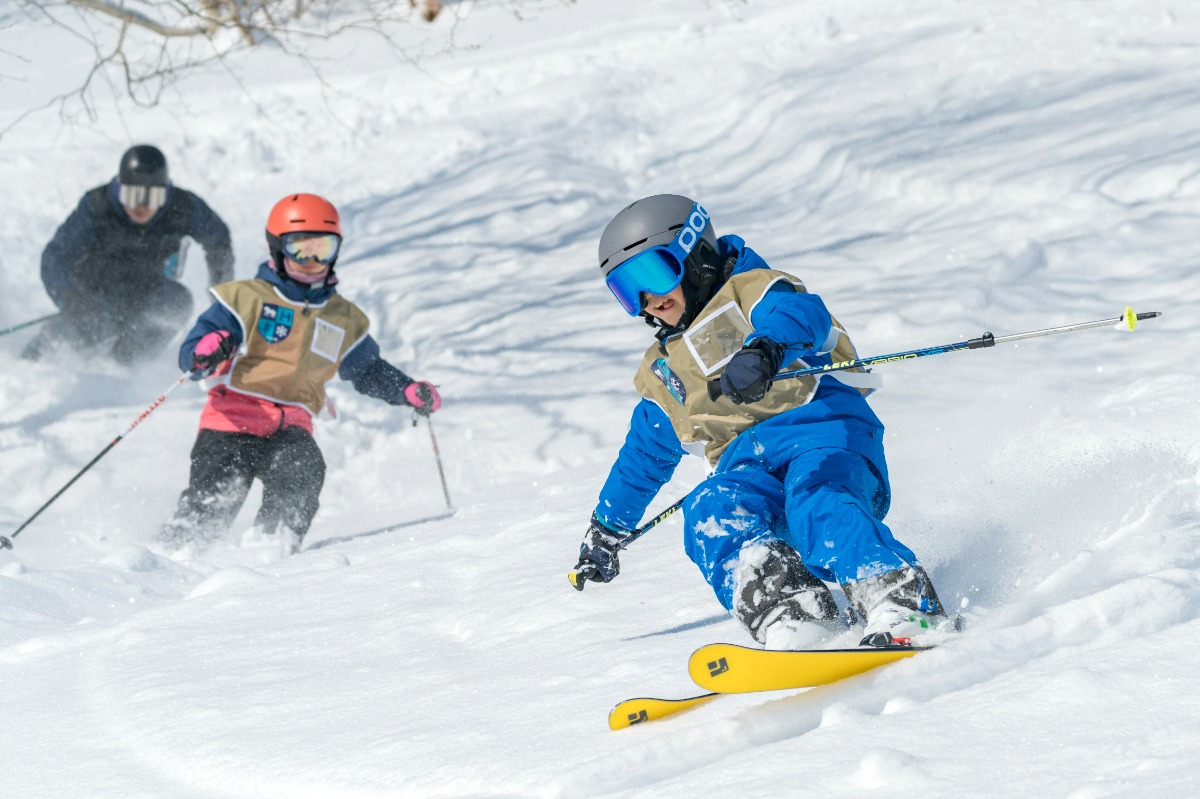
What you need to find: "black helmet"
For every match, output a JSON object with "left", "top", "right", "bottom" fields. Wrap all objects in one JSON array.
[
  {"left": 598, "top": 194, "right": 726, "bottom": 334},
  {"left": 119, "top": 145, "right": 170, "bottom": 186}
]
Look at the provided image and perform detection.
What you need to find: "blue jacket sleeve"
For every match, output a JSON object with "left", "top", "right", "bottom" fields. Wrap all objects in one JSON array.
[
  {"left": 178, "top": 300, "right": 243, "bottom": 372},
  {"left": 186, "top": 194, "right": 235, "bottom": 285},
  {"left": 745, "top": 282, "right": 835, "bottom": 362},
  {"left": 338, "top": 335, "right": 415, "bottom": 405},
  {"left": 594, "top": 399, "right": 685, "bottom": 531},
  {"left": 40, "top": 194, "right": 97, "bottom": 308}
]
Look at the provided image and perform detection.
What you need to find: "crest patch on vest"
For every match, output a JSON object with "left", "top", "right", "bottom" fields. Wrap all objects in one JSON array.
[
  {"left": 310, "top": 318, "right": 346, "bottom": 363},
  {"left": 257, "top": 304, "right": 294, "bottom": 344},
  {"left": 651, "top": 358, "right": 687, "bottom": 404}
]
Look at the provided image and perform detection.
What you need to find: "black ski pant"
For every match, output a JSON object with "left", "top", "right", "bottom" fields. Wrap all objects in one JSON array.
[
  {"left": 162, "top": 426, "right": 326, "bottom": 547},
  {"left": 24, "top": 280, "right": 193, "bottom": 364}
]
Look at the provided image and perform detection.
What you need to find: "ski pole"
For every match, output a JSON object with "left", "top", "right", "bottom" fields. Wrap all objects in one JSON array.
[
  {"left": 707, "top": 307, "right": 1162, "bottom": 401},
  {"left": 409, "top": 383, "right": 453, "bottom": 511},
  {"left": 0, "top": 373, "right": 191, "bottom": 550},
  {"left": 0, "top": 312, "right": 59, "bottom": 338},
  {"left": 568, "top": 496, "right": 687, "bottom": 590},
  {"left": 424, "top": 415, "right": 454, "bottom": 511}
]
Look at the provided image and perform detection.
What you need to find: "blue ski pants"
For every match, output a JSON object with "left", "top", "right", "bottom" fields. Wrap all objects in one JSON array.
[{"left": 683, "top": 445, "right": 920, "bottom": 611}]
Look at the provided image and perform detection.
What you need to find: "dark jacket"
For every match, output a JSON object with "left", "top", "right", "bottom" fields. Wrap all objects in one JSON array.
[
  {"left": 180, "top": 263, "right": 416, "bottom": 408},
  {"left": 41, "top": 180, "right": 234, "bottom": 312}
]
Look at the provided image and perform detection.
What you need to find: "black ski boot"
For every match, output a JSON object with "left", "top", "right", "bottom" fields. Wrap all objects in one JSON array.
[
  {"left": 844, "top": 565, "right": 948, "bottom": 647},
  {"left": 731, "top": 539, "right": 839, "bottom": 646}
]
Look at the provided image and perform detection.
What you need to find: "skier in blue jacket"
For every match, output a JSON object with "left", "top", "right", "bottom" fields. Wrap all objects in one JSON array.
[{"left": 571, "top": 195, "right": 947, "bottom": 649}]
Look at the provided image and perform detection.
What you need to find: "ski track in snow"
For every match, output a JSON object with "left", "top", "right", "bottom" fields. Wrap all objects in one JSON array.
[{"left": 1, "top": 0, "right": 1199, "bottom": 796}]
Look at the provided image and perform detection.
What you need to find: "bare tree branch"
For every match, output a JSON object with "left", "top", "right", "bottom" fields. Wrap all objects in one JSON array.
[
  {"left": 2, "top": 1, "right": 576, "bottom": 139},
  {"left": 64, "top": 0, "right": 218, "bottom": 38}
]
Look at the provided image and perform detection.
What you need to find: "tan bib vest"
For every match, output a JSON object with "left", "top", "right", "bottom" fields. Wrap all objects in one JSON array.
[
  {"left": 632, "top": 269, "right": 877, "bottom": 467},
  {"left": 210, "top": 280, "right": 370, "bottom": 416}
]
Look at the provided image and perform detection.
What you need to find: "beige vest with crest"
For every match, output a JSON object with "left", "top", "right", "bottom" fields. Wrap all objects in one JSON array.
[
  {"left": 210, "top": 280, "right": 370, "bottom": 417},
  {"left": 632, "top": 269, "right": 877, "bottom": 467}
]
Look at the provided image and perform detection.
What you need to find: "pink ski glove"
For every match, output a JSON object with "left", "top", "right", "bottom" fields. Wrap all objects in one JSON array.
[
  {"left": 191, "top": 330, "right": 235, "bottom": 378},
  {"left": 404, "top": 381, "right": 442, "bottom": 416}
]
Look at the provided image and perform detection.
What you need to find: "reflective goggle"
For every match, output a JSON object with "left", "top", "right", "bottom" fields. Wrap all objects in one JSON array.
[
  {"left": 118, "top": 183, "right": 168, "bottom": 213},
  {"left": 603, "top": 203, "right": 710, "bottom": 316},
  {"left": 280, "top": 231, "right": 341, "bottom": 265}
]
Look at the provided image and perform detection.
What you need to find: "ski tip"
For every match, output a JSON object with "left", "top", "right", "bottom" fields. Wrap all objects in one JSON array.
[{"left": 608, "top": 693, "right": 719, "bottom": 730}]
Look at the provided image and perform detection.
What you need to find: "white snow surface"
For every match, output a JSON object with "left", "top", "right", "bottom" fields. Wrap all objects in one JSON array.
[{"left": 2, "top": 0, "right": 1199, "bottom": 796}]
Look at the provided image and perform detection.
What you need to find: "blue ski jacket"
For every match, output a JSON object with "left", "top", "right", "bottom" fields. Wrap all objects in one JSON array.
[{"left": 595, "top": 236, "right": 889, "bottom": 531}]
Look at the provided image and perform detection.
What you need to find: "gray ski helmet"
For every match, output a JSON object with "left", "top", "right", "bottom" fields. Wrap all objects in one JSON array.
[
  {"left": 598, "top": 194, "right": 717, "bottom": 276},
  {"left": 119, "top": 145, "right": 169, "bottom": 186}
]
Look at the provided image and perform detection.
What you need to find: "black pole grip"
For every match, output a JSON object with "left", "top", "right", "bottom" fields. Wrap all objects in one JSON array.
[{"left": 707, "top": 378, "right": 722, "bottom": 401}]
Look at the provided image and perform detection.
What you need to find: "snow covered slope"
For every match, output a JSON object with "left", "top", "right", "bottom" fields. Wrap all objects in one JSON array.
[{"left": 1, "top": 0, "right": 1198, "bottom": 796}]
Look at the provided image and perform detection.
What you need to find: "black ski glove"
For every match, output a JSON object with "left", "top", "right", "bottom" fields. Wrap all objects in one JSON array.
[
  {"left": 719, "top": 338, "right": 785, "bottom": 404},
  {"left": 570, "top": 514, "right": 631, "bottom": 590}
]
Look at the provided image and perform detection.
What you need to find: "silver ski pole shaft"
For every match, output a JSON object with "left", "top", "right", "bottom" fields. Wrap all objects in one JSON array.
[
  {"left": 776, "top": 307, "right": 1162, "bottom": 380},
  {"left": 424, "top": 415, "right": 454, "bottom": 511},
  {"left": 0, "top": 312, "right": 60, "bottom": 338},
  {"left": 707, "top": 307, "right": 1163, "bottom": 400}
]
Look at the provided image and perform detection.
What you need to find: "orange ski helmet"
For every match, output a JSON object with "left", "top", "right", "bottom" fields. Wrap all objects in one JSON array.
[{"left": 266, "top": 193, "right": 343, "bottom": 272}]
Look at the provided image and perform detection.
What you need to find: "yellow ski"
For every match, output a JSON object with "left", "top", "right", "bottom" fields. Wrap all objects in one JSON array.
[
  {"left": 688, "top": 643, "right": 924, "bottom": 694},
  {"left": 608, "top": 692, "right": 719, "bottom": 730}
]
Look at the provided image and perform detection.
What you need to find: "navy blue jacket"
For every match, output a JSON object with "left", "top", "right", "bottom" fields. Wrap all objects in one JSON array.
[
  {"left": 42, "top": 180, "right": 234, "bottom": 311},
  {"left": 180, "top": 263, "right": 415, "bottom": 404}
]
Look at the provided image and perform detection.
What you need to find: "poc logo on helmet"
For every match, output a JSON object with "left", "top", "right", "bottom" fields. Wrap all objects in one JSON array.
[{"left": 676, "top": 205, "right": 710, "bottom": 255}]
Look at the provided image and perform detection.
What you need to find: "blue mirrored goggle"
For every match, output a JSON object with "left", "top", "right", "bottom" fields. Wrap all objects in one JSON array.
[
  {"left": 604, "top": 203, "right": 710, "bottom": 316},
  {"left": 605, "top": 249, "right": 685, "bottom": 315}
]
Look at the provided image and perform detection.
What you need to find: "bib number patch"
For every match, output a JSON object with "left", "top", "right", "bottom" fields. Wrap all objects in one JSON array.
[
  {"left": 310, "top": 318, "right": 346, "bottom": 363},
  {"left": 684, "top": 301, "right": 753, "bottom": 376}
]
